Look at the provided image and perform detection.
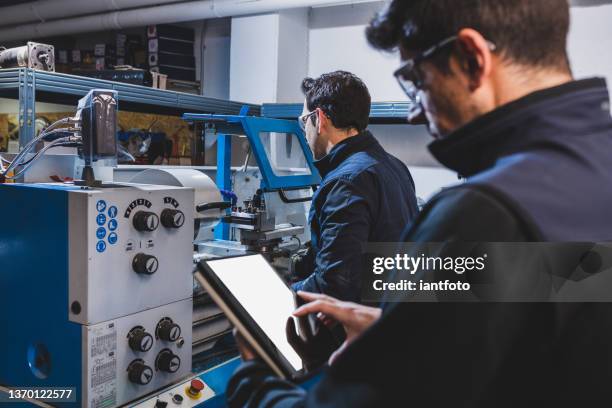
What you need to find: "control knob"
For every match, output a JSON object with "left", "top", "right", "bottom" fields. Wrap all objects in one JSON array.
[
  {"left": 161, "top": 209, "right": 185, "bottom": 229},
  {"left": 127, "top": 359, "right": 153, "bottom": 385},
  {"left": 132, "top": 253, "right": 159, "bottom": 275},
  {"left": 133, "top": 211, "right": 159, "bottom": 232},
  {"left": 128, "top": 326, "right": 154, "bottom": 352},
  {"left": 155, "top": 349, "right": 181, "bottom": 373},
  {"left": 156, "top": 318, "right": 181, "bottom": 342}
]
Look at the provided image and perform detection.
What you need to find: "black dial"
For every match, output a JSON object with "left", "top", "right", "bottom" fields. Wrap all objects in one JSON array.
[
  {"left": 133, "top": 211, "right": 160, "bottom": 232},
  {"left": 127, "top": 359, "right": 153, "bottom": 385},
  {"left": 128, "top": 326, "right": 154, "bottom": 352},
  {"left": 156, "top": 318, "right": 181, "bottom": 342},
  {"left": 155, "top": 349, "right": 181, "bottom": 373},
  {"left": 161, "top": 209, "right": 185, "bottom": 229},
  {"left": 132, "top": 253, "right": 159, "bottom": 275}
]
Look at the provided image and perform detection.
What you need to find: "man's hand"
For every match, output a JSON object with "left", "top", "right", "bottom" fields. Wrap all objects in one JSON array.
[
  {"left": 286, "top": 315, "right": 340, "bottom": 372},
  {"left": 292, "top": 291, "right": 382, "bottom": 365},
  {"left": 233, "top": 328, "right": 257, "bottom": 361}
]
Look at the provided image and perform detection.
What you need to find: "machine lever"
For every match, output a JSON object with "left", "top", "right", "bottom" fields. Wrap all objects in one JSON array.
[
  {"left": 196, "top": 201, "right": 231, "bottom": 213},
  {"left": 277, "top": 188, "right": 314, "bottom": 204}
]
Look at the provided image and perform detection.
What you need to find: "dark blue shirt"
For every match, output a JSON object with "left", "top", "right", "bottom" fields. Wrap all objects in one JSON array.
[{"left": 292, "top": 130, "right": 419, "bottom": 301}]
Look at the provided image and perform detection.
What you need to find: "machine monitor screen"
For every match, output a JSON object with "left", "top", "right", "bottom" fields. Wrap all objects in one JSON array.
[{"left": 195, "top": 254, "right": 304, "bottom": 378}]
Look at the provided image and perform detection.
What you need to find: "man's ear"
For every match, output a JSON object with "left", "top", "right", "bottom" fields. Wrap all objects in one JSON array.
[
  {"left": 316, "top": 108, "right": 327, "bottom": 134},
  {"left": 456, "top": 28, "right": 494, "bottom": 90}
]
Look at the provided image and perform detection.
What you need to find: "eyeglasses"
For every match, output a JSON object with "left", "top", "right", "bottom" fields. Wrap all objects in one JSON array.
[
  {"left": 298, "top": 111, "right": 317, "bottom": 131},
  {"left": 393, "top": 35, "right": 496, "bottom": 106}
]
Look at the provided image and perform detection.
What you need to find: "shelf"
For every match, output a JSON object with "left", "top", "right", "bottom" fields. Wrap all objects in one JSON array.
[
  {"left": 261, "top": 101, "right": 415, "bottom": 124},
  {"left": 0, "top": 67, "right": 261, "bottom": 147},
  {"left": 0, "top": 68, "right": 260, "bottom": 115}
]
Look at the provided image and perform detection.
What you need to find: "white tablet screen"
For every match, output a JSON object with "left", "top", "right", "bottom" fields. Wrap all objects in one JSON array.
[{"left": 206, "top": 255, "right": 303, "bottom": 370}]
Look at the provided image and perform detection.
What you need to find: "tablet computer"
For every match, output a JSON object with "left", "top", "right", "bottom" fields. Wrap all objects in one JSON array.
[{"left": 195, "top": 254, "right": 305, "bottom": 379}]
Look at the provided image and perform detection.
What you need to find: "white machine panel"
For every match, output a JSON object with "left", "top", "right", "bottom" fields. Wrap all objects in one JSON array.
[
  {"left": 68, "top": 183, "right": 194, "bottom": 324},
  {"left": 131, "top": 375, "right": 215, "bottom": 408},
  {"left": 82, "top": 298, "right": 193, "bottom": 408}
]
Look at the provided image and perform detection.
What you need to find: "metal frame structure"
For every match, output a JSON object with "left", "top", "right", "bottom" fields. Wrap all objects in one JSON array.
[
  {"left": 182, "top": 113, "right": 320, "bottom": 190},
  {"left": 0, "top": 68, "right": 261, "bottom": 148},
  {"left": 182, "top": 112, "right": 321, "bottom": 240},
  {"left": 261, "top": 101, "right": 416, "bottom": 124}
]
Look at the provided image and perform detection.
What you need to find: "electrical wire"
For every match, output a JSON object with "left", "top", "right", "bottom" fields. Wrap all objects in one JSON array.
[
  {"left": 1, "top": 122, "right": 79, "bottom": 178},
  {"left": 5, "top": 117, "right": 76, "bottom": 167},
  {"left": 289, "top": 235, "right": 302, "bottom": 254},
  {"left": 3, "top": 138, "right": 81, "bottom": 180}
]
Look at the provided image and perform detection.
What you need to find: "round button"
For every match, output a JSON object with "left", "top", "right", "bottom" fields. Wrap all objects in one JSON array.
[
  {"left": 108, "top": 232, "right": 118, "bottom": 245},
  {"left": 190, "top": 379, "right": 204, "bottom": 392},
  {"left": 172, "top": 394, "right": 183, "bottom": 404},
  {"left": 133, "top": 211, "right": 160, "bottom": 232},
  {"left": 127, "top": 359, "right": 153, "bottom": 385},
  {"left": 155, "top": 349, "right": 181, "bottom": 373},
  {"left": 161, "top": 209, "right": 185, "bottom": 229},
  {"left": 187, "top": 378, "right": 205, "bottom": 397},
  {"left": 132, "top": 253, "right": 159, "bottom": 275}
]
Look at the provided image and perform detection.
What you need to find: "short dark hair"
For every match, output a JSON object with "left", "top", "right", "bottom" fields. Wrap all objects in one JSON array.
[
  {"left": 301, "top": 71, "right": 371, "bottom": 131},
  {"left": 366, "top": 0, "right": 571, "bottom": 72}
]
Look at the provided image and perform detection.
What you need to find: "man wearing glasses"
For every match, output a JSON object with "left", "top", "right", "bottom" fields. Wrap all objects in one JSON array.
[
  {"left": 290, "top": 71, "right": 419, "bottom": 302},
  {"left": 227, "top": 1, "right": 612, "bottom": 406}
]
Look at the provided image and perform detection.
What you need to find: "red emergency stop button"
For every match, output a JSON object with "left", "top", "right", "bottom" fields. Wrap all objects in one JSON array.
[{"left": 187, "top": 378, "right": 205, "bottom": 398}]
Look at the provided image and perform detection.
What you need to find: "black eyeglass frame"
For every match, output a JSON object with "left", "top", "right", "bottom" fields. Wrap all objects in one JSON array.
[
  {"left": 298, "top": 110, "right": 318, "bottom": 131},
  {"left": 393, "top": 35, "right": 496, "bottom": 105}
]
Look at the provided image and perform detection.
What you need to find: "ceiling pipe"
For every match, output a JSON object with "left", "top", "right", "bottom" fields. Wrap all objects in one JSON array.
[
  {"left": 0, "top": 0, "right": 376, "bottom": 42},
  {"left": 0, "top": 0, "right": 188, "bottom": 27}
]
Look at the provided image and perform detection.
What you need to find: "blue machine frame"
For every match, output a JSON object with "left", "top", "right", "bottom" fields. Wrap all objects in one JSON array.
[
  {"left": 183, "top": 112, "right": 321, "bottom": 240},
  {"left": 183, "top": 112, "right": 321, "bottom": 190}
]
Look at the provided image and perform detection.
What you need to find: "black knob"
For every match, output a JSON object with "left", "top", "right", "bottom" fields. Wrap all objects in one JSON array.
[
  {"left": 127, "top": 359, "right": 153, "bottom": 385},
  {"left": 161, "top": 209, "right": 185, "bottom": 229},
  {"left": 156, "top": 318, "right": 181, "bottom": 342},
  {"left": 132, "top": 253, "right": 159, "bottom": 275},
  {"left": 128, "top": 326, "right": 154, "bottom": 352},
  {"left": 155, "top": 349, "right": 181, "bottom": 373},
  {"left": 133, "top": 211, "right": 160, "bottom": 232}
]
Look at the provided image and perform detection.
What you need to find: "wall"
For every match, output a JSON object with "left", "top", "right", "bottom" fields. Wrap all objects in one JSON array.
[
  {"left": 568, "top": 3, "right": 612, "bottom": 84},
  {"left": 307, "top": 1, "right": 612, "bottom": 99},
  {"left": 230, "top": 13, "right": 280, "bottom": 104},
  {"left": 200, "top": 18, "right": 231, "bottom": 99},
  {"left": 308, "top": 2, "right": 403, "bottom": 101}
]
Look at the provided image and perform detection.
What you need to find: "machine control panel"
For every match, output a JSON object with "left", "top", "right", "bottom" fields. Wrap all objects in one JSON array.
[
  {"left": 68, "top": 184, "right": 194, "bottom": 325},
  {"left": 83, "top": 298, "right": 192, "bottom": 407},
  {"left": 131, "top": 376, "right": 215, "bottom": 407}
]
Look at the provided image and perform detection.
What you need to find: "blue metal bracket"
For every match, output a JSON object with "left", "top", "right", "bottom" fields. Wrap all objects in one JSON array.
[
  {"left": 215, "top": 133, "right": 232, "bottom": 240},
  {"left": 18, "top": 68, "right": 36, "bottom": 148},
  {"left": 182, "top": 113, "right": 321, "bottom": 191}
]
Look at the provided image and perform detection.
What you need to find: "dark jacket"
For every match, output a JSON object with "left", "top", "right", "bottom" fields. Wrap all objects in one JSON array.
[
  {"left": 292, "top": 130, "right": 419, "bottom": 301},
  {"left": 227, "top": 78, "right": 612, "bottom": 407}
]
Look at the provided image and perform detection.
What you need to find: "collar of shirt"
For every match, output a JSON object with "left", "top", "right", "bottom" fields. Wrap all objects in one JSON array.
[{"left": 313, "top": 129, "right": 379, "bottom": 178}]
